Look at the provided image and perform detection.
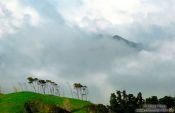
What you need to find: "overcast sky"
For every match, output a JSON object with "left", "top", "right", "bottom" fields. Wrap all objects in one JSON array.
[{"left": 0, "top": 0, "right": 175, "bottom": 104}]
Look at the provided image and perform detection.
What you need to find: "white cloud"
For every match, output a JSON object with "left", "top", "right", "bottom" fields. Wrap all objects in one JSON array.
[
  {"left": 108, "top": 39, "right": 175, "bottom": 97},
  {"left": 0, "top": 0, "right": 41, "bottom": 37},
  {"left": 57, "top": 0, "right": 140, "bottom": 27},
  {"left": 55, "top": 0, "right": 175, "bottom": 33}
]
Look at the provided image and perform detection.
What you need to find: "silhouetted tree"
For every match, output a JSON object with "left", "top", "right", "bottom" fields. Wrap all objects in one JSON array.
[
  {"left": 116, "top": 90, "right": 122, "bottom": 104},
  {"left": 122, "top": 90, "right": 128, "bottom": 105},
  {"left": 128, "top": 94, "right": 137, "bottom": 113},
  {"left": 146, "top": 96, "right": 158, "bottom": 104},
  {"left": 110, "top": 93, "right": 118, "bottom": 112},
  {"left": 116, "top": 90, "right": 124, "bottom": 112},
  {"left": 159, "top": 96, "right": 175, "bottom": 108},
  {"left": 110, "top": 90, "right": 145, "bottom": 113},
  {"left": 137, "top": 92, "right": 143, "bottom": 107}
]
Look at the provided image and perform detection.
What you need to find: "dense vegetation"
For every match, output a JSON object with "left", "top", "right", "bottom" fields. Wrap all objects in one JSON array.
[{"left": 109, "top": 90, "right": 175, "bottom": 113}]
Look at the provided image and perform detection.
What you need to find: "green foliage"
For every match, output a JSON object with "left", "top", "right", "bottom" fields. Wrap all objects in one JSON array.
[
  {"left": 110, "top": 93, "right": 118, "bottom": 112},
  {"left": 110, "top": 90, "right": 143, "bottom": 113},
  {"left": 110, "top": 90, "right": 175, "bottom": 113},
  {"left": 27, "top": 77, "right": 61, "bottom": 96}
]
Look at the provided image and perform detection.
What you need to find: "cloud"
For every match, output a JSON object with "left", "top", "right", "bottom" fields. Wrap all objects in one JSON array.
[
  {"left": 55, "top": 0, "right": 175, "bottom": 39},
  {"left": 0, "top": 0, "right": 41, "bottom": 37},
  {"left": 0, "top": 0, "right": 175, "bottom": 104},
  {"left": 0, "top": 16, "right": 139, "bottom": 103},
  {"left": 57, "top": 0, "right": 140, "bottom": 25},
  {"left": 108, "top": 39, "right": 175, "bottom": 96}
]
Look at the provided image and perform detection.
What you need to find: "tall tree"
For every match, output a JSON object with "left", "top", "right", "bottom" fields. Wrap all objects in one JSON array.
[
  {"left": 110, "top": 93, "right": 118, "bottom": 112},
  {"left": 137, "top": 92, "right": 143, "bottom": 107},
  {"left": 73, "top": 83, "right": 83, "bottom": 99},
  {"left": 46, "top": 80, "right": 51, "bottom": 94},
  {"left": 115, "top": 90, "right": 124, "bottom": 113},
  {"left": 27, "top": 77, "right": 36, "bottom": 92},
  {"left": 54, "top": 83, "right": 60, "bottom": 96},
  {"left": 81, "top": 85, "right": 88, "bottom": 100},
  {"left": 127, "top": 94, "right": 137, "bottom": 113},
  {"left": 122, "top": 90, "right": 128, "bottom": 104},
  {"left": 38, "top": 80, "right": 47, "bottom": 94},
  {"left": 116, "top": 90, "right": 122, "bottom": 104}
]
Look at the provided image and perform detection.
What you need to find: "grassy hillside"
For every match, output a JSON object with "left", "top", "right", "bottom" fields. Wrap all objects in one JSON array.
[{"left": 0, "top": 91, "right": 92, "bottom": 113}]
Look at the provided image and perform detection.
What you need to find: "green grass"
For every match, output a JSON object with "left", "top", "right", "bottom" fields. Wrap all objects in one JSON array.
[{"left": 0, "top": 91, "right": 92, "bottom": 113}]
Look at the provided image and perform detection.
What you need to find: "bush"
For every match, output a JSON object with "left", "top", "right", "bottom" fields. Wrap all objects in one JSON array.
[
  {"left": 24, "top": 100, "right": 70, "bottom": 113},
  {"left": 86, "top": 104, "right": 109, "bottom": 113}
]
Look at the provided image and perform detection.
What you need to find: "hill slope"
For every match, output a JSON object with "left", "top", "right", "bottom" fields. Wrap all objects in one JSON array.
[{"left": 0, "top": 91, "right": 92, "bottom": 113}]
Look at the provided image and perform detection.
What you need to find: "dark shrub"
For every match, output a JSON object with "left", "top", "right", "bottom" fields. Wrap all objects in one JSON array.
[{"left": 24, "top": 101, "right": 70, "bottom": 113}]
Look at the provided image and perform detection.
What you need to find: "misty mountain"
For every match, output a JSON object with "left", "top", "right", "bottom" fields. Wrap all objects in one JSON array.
[{"left": 112, "top": 35, "right": 143, "bottom": 50}]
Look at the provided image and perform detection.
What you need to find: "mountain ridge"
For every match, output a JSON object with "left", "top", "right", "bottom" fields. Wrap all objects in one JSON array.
[{"left": 112, "top": 35, "right": 143, "bottom": 50}]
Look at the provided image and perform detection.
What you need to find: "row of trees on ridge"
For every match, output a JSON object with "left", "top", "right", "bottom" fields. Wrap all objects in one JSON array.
[{"left": 27, "top": 77, "right": 88, "bottom": 101}]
